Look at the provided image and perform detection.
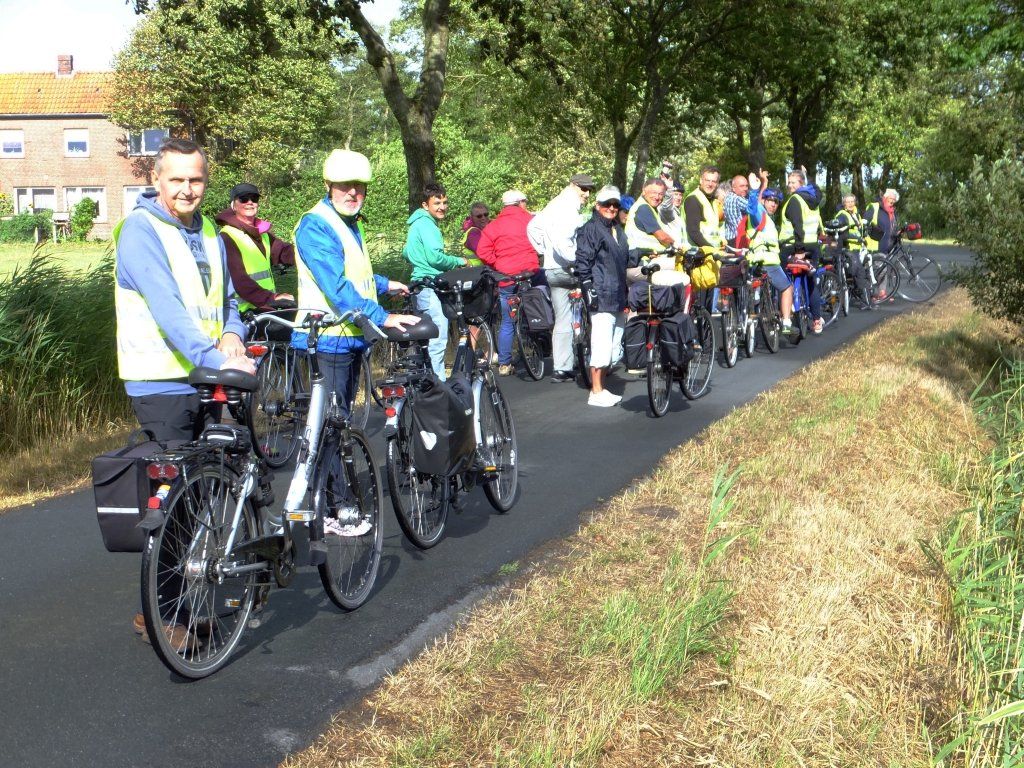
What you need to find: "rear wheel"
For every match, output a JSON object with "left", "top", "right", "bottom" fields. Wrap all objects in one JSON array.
[
  {"left": 386, "top": 406, "right": 449, "bottom": 548},
  {"left": 249, "top": 347, "right": 302, "bottom": 468},
  {"left": 478, "top": 378, "right": 518, "bottom": 512},
  {"left": 682, "top": 307, "right": 714, "bottom": 399},
  {"left": 646, "top": 328, "right": 672, "bottom": 417},
  {"left": 515, "top": 321, "right": 545, "bottom": 380},
  {"left": 759, "top": 284, "right": 780, "bottom": 354},
  {"left": 316, "top": 427, "right": 384, "bottom": 609},
  {"left": 141, "top": 461, "right": 257, "bottom": 679}
]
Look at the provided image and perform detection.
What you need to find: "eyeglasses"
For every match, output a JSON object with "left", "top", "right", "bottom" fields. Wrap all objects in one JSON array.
[
  {"left": 236, "top": 194, "right": 260, "bottom": 204},
  {"left": 598, "top": 200, "right": 621, "bottom": 209}
]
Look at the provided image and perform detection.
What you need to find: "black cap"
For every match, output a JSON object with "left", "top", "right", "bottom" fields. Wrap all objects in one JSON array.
[
  {"left": 569, "top": 173, "right": 596, "bottom": 189},
  {"left": 229, "top": 183, "right": 260, "bottom": 200}
]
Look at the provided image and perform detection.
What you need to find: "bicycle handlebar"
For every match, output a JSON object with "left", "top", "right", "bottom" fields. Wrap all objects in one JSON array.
[
  {"left": 639, "top": 263, "right": 662, "bottom": 276},
  {"left": 250, "top": 308, "right": 387, "bottom": 342}
]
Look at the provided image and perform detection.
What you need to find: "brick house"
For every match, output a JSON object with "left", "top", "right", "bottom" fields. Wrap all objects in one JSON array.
[{"left": 0, "top": 55, "right": 168, "bottom": 238}]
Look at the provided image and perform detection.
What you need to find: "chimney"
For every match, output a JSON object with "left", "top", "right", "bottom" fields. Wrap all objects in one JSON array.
[{"left": 56, "top": 55, "right": 74, "bottom": 78}]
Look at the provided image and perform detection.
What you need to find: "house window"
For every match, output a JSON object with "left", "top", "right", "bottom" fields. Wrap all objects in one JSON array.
[
  {"left": 1, "top": 129, "right": 25, "bottom": 158},
  {"left": 127, "top": 128, "right": 169, "bottom": 156},
  {"left": 65, "top": 187, "right": 107, "bottom": 223},
  {"left": 123, "top": 185, "right": 155, "bottom": 214},
  {"left": 64, "top": 128, "right": 90, "bottom": 157},
  {"left": 14, "top": 187, "right": 56, "bottom": 213}
]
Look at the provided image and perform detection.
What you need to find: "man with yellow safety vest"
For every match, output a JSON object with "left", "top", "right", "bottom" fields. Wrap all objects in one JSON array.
[
  {"left": 863, "top": 188, "right": 900, "bottom": 253},
  {"left": 779, "top": 168, "right": 825, "bottom": 334},
  {"left": 292, "top": 149, "right": 419, "bottom": 418},
  {"left": 684, "top": 166, "right": 725, "bottom": 253},
  {"left": 834, "top": 194, "right": 872, "bottom": 309},
  {"left": 114, "top": 137, "right": 253, "bottom": 645},
  {"left": 216, "top": 183, "right": 295, "bottom": 314},
  {"left": 746, "top": 170, "right": 795, "bottom": 332},
  {"left": 624, "top": 177, "right": 674, "bottom": 259}
]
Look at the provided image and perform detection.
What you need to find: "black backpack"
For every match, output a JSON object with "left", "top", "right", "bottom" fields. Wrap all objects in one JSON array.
[
  {"left": 519, "top": 286, "right": 554, "bottom": 332},
  {"left": 627, "top": 282, "right": 685, "bottom": 313},
  {"left": 623, "top": 316, "right": 649, "bottom": 369},
  {"left": 410, "top": 374, "right": 476, "bottom": 477}
]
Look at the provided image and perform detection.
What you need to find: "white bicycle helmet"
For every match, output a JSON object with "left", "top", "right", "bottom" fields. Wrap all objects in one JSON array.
[{"left": 323, "top": 149, "right": 372, "bottom": 183}]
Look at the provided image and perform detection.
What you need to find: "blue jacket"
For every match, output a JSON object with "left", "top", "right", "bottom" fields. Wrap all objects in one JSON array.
[
  {"left": 115, "top": 191, "right": 245, "bottom": 396},
  {"left": 291, "top": 196, "right": 391, "bottom": 354}
]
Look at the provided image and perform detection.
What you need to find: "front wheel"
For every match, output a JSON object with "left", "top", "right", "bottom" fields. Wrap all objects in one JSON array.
[
  {"left": 758, "top": 284, "right": 780, "bottom": 354},
  {"left": 141, "top": 461, "right": 257, "bottom": 679},
  {"left": 646, "top": 330, "right": 672, "bottom": 418},
  {"left": 868, "top": 255, "right": 900, "bottom": 306},
  {"left": 515, "top": 321, "right": 545, "bottom": 381},
  {"left": 478, "top": 378, "right": 519, "bottom": 512},
  {"left": 895, "top": 250, "right": 941, "bottom": 302},
  {"left": 720, "top": 298, "right": 739, "bottom": 368},
  {"left": 573, "top": 302, "right": 592, "bottom": 389},
  {"left": 682, "top": 307, "right": 714, "bottom": 399},
  {"left": 818, "top": 271, "right": 842, "bottom": 327},
  {"left": 386, "top": 405, "right": 449, "bottom": 548},
  {"left": 315, "top": 427, "right": 384, "bottom": 610}
]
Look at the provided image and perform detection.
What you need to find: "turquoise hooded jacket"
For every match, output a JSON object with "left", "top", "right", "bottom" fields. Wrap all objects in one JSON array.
[{"left": 403, "top": 207, "right": 464, "bottom": 280}]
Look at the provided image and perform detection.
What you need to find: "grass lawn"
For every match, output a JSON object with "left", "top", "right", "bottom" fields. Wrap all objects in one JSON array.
[{"left": 0, "top": 240, "right": 112, "bottom": 277}]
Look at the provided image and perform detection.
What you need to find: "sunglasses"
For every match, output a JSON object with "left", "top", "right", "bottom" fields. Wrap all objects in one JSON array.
[
  {"left": 236, "top": 194, "right": 260, "bottom": 204},
  {"left": 598, "top": 200, "right": 621, "bottom": 209}
]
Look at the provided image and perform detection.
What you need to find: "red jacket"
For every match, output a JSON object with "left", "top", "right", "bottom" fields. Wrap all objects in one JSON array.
[{"left": 476, "top": 205, "right": 539, "bottom": 278}]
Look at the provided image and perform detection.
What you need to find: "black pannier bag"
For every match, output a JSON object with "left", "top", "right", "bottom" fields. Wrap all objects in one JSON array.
[
  {"left": 627, "top": 282, "right": 685, "bottom": 313},
  {"left": 519, "top": 286, "right": 555, "bottom": 332},
  {"left": 92, "top": 430, "right": 165, "bottom": 553},
  {"left": 659, "top": 311, "right": 697, "bottom": 369},
  {"left": 410, "top": 374, "right": 477, "bottom": 477},
  {"left": 623, "top": 316, "right": 649, "bottom": 369},
  {"left": 439, "top": 266, "right": 495, "bottom": 321},
  {"left": 717, "top": 259, "right": 747, "bottom": 288}
]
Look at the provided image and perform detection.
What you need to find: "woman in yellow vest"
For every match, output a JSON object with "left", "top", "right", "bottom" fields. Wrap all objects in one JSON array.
[
  {"left": 779, "top": 169, "right": 825, "bottom": 334},
  {"left": 292, "top": 149, "right": 421, "bottom": 419},
  {"left": 216, "top": 183, "right": 295, "bottom": 314}
]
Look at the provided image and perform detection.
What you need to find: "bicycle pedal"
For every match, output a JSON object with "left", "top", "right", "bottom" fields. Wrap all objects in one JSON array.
[{"left": 286, "top": 510, "right": 316, "bottom": 522}]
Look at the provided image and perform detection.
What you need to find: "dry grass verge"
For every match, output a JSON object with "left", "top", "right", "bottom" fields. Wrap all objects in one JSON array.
[{"left": 285, "top": 289, "right": 1015, "bottom": 767}]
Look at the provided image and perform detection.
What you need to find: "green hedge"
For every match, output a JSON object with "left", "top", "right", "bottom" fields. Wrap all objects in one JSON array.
[{"left": 0, "top": 211, "right": 53, "bottom": 243}]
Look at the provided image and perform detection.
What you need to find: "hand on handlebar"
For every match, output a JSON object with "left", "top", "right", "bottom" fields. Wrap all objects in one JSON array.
[
  {"left": 387, "top": 280, "right": 410, "bottom": 295},
  {"left": 383, "top": 313, "right": 422, "bottom": 332}
]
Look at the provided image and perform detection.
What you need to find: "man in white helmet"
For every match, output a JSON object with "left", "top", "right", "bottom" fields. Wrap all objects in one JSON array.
[{"left": 292, "top": 149, "right": 420, "bottom": 416}]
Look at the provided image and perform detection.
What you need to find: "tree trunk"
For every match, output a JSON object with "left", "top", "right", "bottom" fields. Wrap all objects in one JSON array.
[
  {"left": 850, "top": 164, "right": 864, "bottom": 208},
  {"left": 825, "top": 158, "right": 841, "bottom": 216},
  {"left": 879, "top": 162, "right": 892, "bottom": 194},
  {"left": 748, "top": 101, "right": 766, "bottom": 171},
  {"left": 612, "top": 120, "right": 630, "bottom": 192},
  {"left": 628, "top": 78, "right": 669, "bottom": 197},
  {"left": 400, "top": 110, "right": 437, "bottom": 212}
]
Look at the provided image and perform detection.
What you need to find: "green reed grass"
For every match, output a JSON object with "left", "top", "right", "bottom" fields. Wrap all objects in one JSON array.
[{"left": 929, "top": 359, "right": 1024, "bottom": 766}]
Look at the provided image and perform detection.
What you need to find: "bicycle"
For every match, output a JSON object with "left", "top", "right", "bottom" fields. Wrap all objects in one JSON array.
[
  {"left": 815, "top": 254, "right": 843, "bottom": 328},
  {"left": 139, "top": 309, "right": 386, "bottom": 679},
  {"left": 380, "top": 273, "right": 518, "bottom": 548},
  {"left": 712, "top": 246, "right": 750, "bottom": 368},
  {"left": 566, "top": 265, "right": 592, "bottom": 389},
  {"left": 746, "top": 263, "right": 781, "bottom": 354},
  {"left": 500, "top": 271, "right": 548, "bottom": 380},
  {"left": 782, "top": 253, "right": 814, "bottom": 342},
  {"left": 885, "top": 224, "right": 941, "bottom": 302}
]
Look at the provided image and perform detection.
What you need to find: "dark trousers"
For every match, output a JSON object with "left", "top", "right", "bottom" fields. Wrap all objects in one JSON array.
[
  {"left": 130, "top": 393, "right": 203, "bottom": 442},
  {"left": 317, "top": 350, "right": 362, "bottom": 419}
]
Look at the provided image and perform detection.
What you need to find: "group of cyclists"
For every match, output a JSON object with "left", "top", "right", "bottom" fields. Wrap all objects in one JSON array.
[{"left": 109, "top": 137, "right": 923, "bottom": 672}]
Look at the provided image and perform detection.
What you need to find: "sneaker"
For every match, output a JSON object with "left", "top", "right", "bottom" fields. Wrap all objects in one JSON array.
[
  {"left": 550, "top": 370, "right": 574, "bottom": 383},
  {"left": 490, "top": 352, "right": 500, "bottom": 364},
  {"left": 498, "top": 364, "right": 514, "bottom": 376},
  {"left": 781, "top": 322, "right": 793, "bottom": 335},
  {"left": 588, "top": 390, "right": 620, "bottom": 407},
  {"left": 812, "top": 318, "right": 824, "bottom": 335}
]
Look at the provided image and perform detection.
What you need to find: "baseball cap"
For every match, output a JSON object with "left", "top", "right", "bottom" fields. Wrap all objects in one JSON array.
[
  {"left": 569, "top": 173, "right": 596, "bottom": 190},
  {"left": 502, "top": 189, "right": 528, "bottom": 206},
  {"left": 229, "top": 183, "right": 260, "bottom": 200},
  {"left": 595, "top": 185, "right": 621, "bottom": 204}
]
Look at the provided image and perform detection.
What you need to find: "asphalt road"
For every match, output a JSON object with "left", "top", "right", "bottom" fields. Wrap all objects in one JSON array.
[{"left": 0, "top": 245, "right": 969, "bottom": 768}]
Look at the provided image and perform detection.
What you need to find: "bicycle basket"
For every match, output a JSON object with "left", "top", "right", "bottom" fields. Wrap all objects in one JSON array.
[
  {"left": 627, "top": 282, "right": 685, "bottom": 313},
  {"left": 717, "top": 259, "right": 747, "bottom": 288},
  {"left": 438, "top": 266, "right": 495, "bottom": 321},
  {"left": 904, "top": 222, "right": 922, "bottom": 240}
]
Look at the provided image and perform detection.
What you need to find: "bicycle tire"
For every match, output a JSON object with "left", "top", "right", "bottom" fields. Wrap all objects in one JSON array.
[
  {"left": 743, "top": 312, "right": 756, "bottom": 358},
  {"left": 478, "top": 377, "right": 518, "bottom": 512},
  {"left": 249, "top": 346, "right": 302, "bottom": 468},
  {"left": 347, "top": 351, "right": 373, "bottom": 432},
  {"left": 759, "top": 284, "right": 780, "bottom": 354},
  {"left": 646, "top": 344, "right": 672, "bottom": 417},
  {"left": 386, "top": 405, "right": 449, "bottom": 548},
  {"left": 574, "top": 302, "right": 592, "bottom": 389},
  {"left": 316, "top": 426, "right": 384, "bottom": 610},
  {"left": 868, "top": 255, "right": 900, "bottom": 306},
  {"left": 818, "top": 271, "right": 842, "bottom": 327},
  {"left": 141, "top": 459, "right": 257, "bottom": 679},
  {"left": 720, "top": 300, "right": 739, "bottom": 368},
  {"left": 682, "top": 307, "right": 714, "bottom": 399},
  {"left": 515, "top": 321, "right": 545, "bottom": 380},
  {"left": 895, "top": 250, "right": 941, "bottom": 302},
  {"left": 473, "top": 321, "right": 497, "bottom": 370}
]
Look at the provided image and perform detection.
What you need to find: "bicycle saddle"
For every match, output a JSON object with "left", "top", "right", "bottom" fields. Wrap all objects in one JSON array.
[
  {"left": 188, "top": 367, "right": 260, "bottom": 392},
  {"left": 383, "top": 313, "right": 439, "bottom": 342}
]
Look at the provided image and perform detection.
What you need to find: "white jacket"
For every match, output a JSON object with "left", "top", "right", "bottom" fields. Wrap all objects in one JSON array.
[{"left": 527, "top": 186, "right": 583, "bottom": 271}]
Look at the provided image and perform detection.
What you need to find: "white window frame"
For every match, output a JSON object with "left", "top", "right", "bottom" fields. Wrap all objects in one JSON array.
[
  {"left": 65, "top": 186, "right": 107, "bottom": 223},
  {"left": 1, "top": 129, "right": 25, "bottom": 158},
  {"left": 123, "top": 185, "right": 155, "bottom": 214},
  {"left": 127, "top": 128, "right": 169, "bottom": 156},
  {"left": 64, "top": 128, "right": 90, "bottom": 158},
  {"left": 14, "top": 187, "right": 56, "bottom": 213}
]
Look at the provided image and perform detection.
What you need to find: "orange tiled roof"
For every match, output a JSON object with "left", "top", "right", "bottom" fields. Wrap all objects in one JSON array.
[{"left": 0, "top": 72, "right": 113, "bottom": 116}]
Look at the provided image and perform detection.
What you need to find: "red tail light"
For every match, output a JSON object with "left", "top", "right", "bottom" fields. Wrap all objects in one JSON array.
[
  {"left": 147, "top": 462, "right": 180, "bottom": 480},
  {"left": 213, "top": 385, "right": 228, "bottom": 403},
  {"left": 385, "top": 406, "right": 397, "bottom": 418},
  {"left": 381, "top": 384, "right": 406, "bottom": 399},
  {"left": 247, "top": 344, "right": 268, "bottom": 357}
]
